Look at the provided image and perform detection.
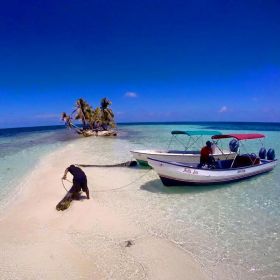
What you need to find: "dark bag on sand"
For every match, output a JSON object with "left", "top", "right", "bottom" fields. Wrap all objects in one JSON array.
[
  {"left": 56, "top": 192, "right": 81, "bottom": 211},
  {"left": 56, "top": 199, "right": 71, "bottom": 211}
]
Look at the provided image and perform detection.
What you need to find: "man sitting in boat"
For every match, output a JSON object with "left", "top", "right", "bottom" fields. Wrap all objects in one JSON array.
[
  {"left": 62, "top": 165, "right": 90, "bottom": 200},
  {"left": 198, "top": 141, "right": 214, "bottom": 168}
]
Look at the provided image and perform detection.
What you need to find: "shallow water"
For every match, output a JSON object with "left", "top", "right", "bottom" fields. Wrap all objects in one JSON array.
[
  {"left": 0, "top": 126, "right": 79, "bottom": 207},
  {"left": 0, "top": 122, "right": 279, "bottom": 279},
  {"left": 118, "top": 124, "right": 280, "bottom": 280}
]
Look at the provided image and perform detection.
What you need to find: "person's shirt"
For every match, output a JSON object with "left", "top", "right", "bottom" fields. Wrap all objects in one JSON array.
[
  {"left": 68, "top": 165, "right": 86, "bottom": 181},
  {"left": 200, "top": 146, "right": 212, "bottom": 158}
]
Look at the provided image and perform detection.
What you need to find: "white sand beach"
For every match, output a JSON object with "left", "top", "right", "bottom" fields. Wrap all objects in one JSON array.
[{"left": 0, "top": 142, "right": 208, "bottom": 280}]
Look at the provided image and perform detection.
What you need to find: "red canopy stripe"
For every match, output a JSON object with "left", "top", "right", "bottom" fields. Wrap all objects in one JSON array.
[{"left": 211, "top": 133, "right": 265, "bottom": 140}]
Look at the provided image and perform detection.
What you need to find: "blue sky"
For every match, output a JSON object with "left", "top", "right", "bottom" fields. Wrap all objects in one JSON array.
[{"left": 0, "top": 0, "right": 279, "bottom": 127}]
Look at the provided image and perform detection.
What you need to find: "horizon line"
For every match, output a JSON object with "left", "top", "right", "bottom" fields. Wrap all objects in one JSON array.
[{"left": 1, "top": 120, "right": 280, "bottom": 130}]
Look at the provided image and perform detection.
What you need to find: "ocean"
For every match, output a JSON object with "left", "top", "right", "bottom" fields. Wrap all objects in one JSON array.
[
  {"left": 0, "top": 122, "right": 279, "bottom": 279},
  {"left": 0, "top": 125, "right": 78, "bottom": 207}
]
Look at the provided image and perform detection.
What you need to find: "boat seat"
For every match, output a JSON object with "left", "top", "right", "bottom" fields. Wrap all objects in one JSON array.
[
  {"left": 232, "top": 154, "right": 260, "bottom": 168},
  {"left": 215, "top": 159, "right": 233, "bottom": 169}
]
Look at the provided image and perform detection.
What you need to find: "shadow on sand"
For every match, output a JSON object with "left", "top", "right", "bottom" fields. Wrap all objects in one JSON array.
[
  {"left": 140, "top": 179, "right": 234, "bottom": 195},
  {"left": 75, "top": 194, "right": 88, "bottom": 201}
]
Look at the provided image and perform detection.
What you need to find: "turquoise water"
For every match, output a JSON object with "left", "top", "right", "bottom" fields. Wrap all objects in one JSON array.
[
  {"left": 0, "top": 122, "right": 279, "bottom": 279},
  {"left": 0, "top": 126, "right": 79, "bottom": 206},
  {"left": 120, "top": 123, "right": 280, "bottom": 280}
]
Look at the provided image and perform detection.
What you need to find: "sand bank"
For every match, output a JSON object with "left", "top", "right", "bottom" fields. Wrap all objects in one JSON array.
[{"left": 0, "top": 143, "right": 208, "bottom": 280}]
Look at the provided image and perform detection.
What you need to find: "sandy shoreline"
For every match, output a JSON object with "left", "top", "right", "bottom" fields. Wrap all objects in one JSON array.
[{"left": 0, "top": 142, "right": 208, "bottom": 279}]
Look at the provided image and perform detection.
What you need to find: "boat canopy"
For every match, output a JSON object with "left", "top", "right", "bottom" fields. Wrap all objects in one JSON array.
[
  {"left": 211, "top": 133, "right": 265, "bottom": 141},
  {"left": 171, "top": 130, "right": 222, "bottom": 136}
]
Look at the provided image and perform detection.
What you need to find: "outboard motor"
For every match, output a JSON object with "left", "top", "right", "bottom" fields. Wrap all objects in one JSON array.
[
  {"left": 229, "top": 139, "right": 239, "bottom": 153},
  {"left": 259, "top": 147, "right": 267, "bottom": 159},
  {"left": 267, "top": 149, "right": 275, "bottom": 160}
]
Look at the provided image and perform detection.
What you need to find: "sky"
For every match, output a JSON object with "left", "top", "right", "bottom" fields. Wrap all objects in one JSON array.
[{"left": 0, "top": 0, "right": 280, "bottom": 128}]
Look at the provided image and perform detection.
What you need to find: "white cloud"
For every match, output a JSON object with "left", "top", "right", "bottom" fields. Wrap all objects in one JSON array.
[
  {"left": 124, "top": 91, "right": 138, "bottom": 98},
  {"left": 219, "top": 106, "right": 228, "bottom": 113}
]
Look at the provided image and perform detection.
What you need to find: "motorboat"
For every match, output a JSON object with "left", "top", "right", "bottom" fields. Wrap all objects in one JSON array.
[
  {"left": 131, "top": 130, "right": 236, "bottom": 166},
  {"left": 148, "top": 133, "right": 277, "bottom": 186}
]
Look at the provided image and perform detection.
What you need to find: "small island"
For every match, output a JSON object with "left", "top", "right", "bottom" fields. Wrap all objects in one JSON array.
[{"left": 61, "top": 97, "right": 117, "bottom": 137}]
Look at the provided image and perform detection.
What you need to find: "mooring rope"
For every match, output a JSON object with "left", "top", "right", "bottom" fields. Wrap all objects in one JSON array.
[
  {"left": 76, "top": 160, "right": 137, "bottom": 168},
  {"left": 61, "top": 178, "right": 70, "bottom": 192},
  {"left": 93, "top": 169, "right": 152, "bottom": 192},
  {"left": 61, "top": 169, "right": 152, "bottom": 193}
]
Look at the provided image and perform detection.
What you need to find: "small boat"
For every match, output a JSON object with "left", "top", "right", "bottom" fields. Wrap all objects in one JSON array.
[
  {"left": 131, "top": 130, "right": 236, "bottom": 166},
  {"left": 148, "top": 133, "right": 277, "bottom": 186}
]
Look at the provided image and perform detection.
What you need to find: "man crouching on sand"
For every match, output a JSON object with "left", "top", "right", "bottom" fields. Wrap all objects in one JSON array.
[{"left": 62, "top": 165, "right": 90, "bottom": 200}]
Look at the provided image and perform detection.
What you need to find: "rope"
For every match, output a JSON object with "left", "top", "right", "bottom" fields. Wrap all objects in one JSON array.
[
  {"left": 76, "top": 160, "right": 137, "bottom": 168},
  {"left": 61, "top": 169, "right": 152, "bottom": 193},
  {"left": 93, "top": 169, "right": 151, "bottom": 192},
  {"left": 61, "top": 178, "right": 70, "bottom": 192}
]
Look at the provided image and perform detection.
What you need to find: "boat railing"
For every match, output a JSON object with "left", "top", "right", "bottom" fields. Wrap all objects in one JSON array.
[{"left": 216, "top": 154, "right": 260, "bottom": 169}]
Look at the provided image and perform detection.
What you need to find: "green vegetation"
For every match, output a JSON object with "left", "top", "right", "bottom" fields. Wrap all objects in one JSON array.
[{"left": 61, "top": 98, "right": 116, "bottom": 136}]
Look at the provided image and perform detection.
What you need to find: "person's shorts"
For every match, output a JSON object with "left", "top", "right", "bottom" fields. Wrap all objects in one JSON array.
[{"left": 69, "top": 178, "right": 88, "bottom": 193}]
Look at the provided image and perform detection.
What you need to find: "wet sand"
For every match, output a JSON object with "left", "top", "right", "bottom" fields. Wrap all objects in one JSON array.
[{"left": 0, "top": 144, "right": 208, "bottom": 279}]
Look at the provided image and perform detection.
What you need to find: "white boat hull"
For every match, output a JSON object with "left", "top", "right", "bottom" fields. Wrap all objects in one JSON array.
[
  {"left": 131, "top": 149, "right": 235, "bottom": 166},
  {"left": 148, "top": 158, "right": 278, "bottom": 186}
]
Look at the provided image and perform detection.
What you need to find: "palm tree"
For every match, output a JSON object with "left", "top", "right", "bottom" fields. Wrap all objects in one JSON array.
[
  {"left": 61, "top": 112, "right": 73, "bottom": 128},
  {"left": 100, "top": 98, "right": 116, "bottom": 130},
  {"left": 91, "top": 107, "right": 102, "bottom": 129},
  {"left": 61, "top": 97, "right": 116, "bottom": 135},
  {"left": 73, "top": 98, "right": 92, "bottom": 129}
]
